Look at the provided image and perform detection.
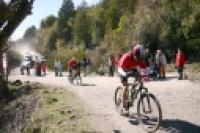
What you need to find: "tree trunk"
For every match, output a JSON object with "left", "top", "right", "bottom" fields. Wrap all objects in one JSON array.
[{"left": 0, "top": 0, "right": 34, "bottom": 80}]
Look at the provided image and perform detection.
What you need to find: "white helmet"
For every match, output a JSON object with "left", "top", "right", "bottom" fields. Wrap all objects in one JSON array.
[{"left": 133, "top": 44, "right": 145, "bottom": 58}]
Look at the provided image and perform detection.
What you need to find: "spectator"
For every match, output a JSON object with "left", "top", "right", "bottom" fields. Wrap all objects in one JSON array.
[
  {"left": 80, "top": 57, "right": 87, "bottom": 76},
  {"left": 57, "top": 60, "right": 63, "bottom": 77},
  {"left": 155, "top": 50, "right": 167, "bottom": 79},
  {"left": 108, "top": 55, "right": 115, "bottom": 76},
  {"left": 98, "top": 64, "right": 105, "bottom": 76},
  {"left": 41, "top": 59, "right": 47, "bottom": 76},
  {"left": 144, "top": 48, "right": 153, "bottom": 80},
  {"left": 54, "top": 59, "right": 58, "bottom": 76},
  {"left": 176, "top": 48, "right": 185, "bottom": 80},
  {"left": 85, "top": 57, "right": 91, "bottom": 76},
  {"left": 144, "top": 48, "right": 153, "bottom": 66},
  {"left": 35, "top": 56, "right": 41, "bottom": 76}
]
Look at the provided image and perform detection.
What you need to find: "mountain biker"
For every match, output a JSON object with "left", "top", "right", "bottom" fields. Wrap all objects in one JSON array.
[
  {"left": 117, "top": 44, "right": 147, "bottom": 111},
  {"left": 67, "top": 57, "right": 80, "bottom": 77}
]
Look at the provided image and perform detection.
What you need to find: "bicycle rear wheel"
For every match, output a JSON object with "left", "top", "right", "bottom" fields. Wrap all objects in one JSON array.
[
  {"left": 75, "top": 76, "right": 82, "bottom": 85},
  {"left": 114, "top": 86, "right": 123, "bottom": 113},
  {"left": 137, "top": 93, "right": 162, "bottom": 132},
  {"left": 68, "top": 75, "right": 74, "bottom": 84}
]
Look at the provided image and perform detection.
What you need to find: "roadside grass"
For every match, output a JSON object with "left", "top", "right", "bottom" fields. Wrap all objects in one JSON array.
[
  {"left": 23, "top": 86, "right": 90, "bottom": 133},
  {"left": 0, "top": 82, "right": 90, "bottom": 133},
  {"left": 166, "top": 63, "right": 200, "bottom": 81},
  {"left": 184, "top": 63, "right": 200, "bottom": 81}
]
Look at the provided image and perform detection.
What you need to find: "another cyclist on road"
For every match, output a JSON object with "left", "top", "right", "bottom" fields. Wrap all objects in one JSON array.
[
  {"left": 68, "top": 57, "right": 80, "bottom": 76},
  {"left": 117, "top": 43, "right": 147, "bottom": 111}
]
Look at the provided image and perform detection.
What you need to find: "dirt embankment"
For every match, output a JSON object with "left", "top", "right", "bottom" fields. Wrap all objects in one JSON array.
[{"left": 0, "top": 83, "right": 90, "bottom": 133}]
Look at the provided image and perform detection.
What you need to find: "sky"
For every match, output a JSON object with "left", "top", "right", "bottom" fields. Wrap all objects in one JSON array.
[{"left": 11, "top": 0, "right": 100, "bottom": 40}]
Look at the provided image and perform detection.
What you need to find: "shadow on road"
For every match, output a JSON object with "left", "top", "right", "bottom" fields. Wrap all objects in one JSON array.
[
  {"left": 128, "top": 114, "right": 140, "bottom": 125},
  {"left": 152, "top": 76, "right": 178, "bottom": 82},
  {"left": 79, "top": 83, "right": 96, "bottom": 86},
  {"left": 160, "top": 119, "right": 200, "bottom": 133},
  {"left": 165, "top": 76, "right": 180, "bottom": 81},
  {"left": 113, "top": 129, "right": 121, "bottom": 133}
]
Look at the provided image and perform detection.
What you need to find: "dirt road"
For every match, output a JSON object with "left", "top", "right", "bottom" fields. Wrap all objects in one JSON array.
[{"left": 9, "top": 70, "right": 200, "bottom": 133}]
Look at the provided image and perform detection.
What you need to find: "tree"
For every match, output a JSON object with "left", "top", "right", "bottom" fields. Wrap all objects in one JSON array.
[
  {"left": 57, "top": 0, "right": 75, "bottom": 43},
  {"left": 48, "top": 32, "right": 57, "bottom": 51},
  {"left": 74, "top": 10, "right": 92, "bottom": 49},
  {"left": 40, "top": 15, "right": 56, "bottom": 29},
  {"left": 23, "top": 25, "right": 37, "bottom": 40},
  {"left": 77, "top": 0, "right": 88, "bottom": 10},
  {"left": 0, "top": 0, "right": 35, "bottom": 80}
]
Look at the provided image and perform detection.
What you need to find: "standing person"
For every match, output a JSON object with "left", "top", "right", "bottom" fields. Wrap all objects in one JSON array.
[
  {"left": 41, "top": 60, "right": 47, "bottom": 76},
  {"left": 85, "top": 57, "right": 91, "bottom": 76},
  {"left": 108, "top": 55, "right": 115, "bottom": 76},
  {"left": 176, "top": 48, "right": 185, "bottom": 80},
  {"left": 143, "top": 48, "right": 153, "bottom": 81},
  {"left": 35, "top": 56, "right": 41, "bottom": 76},
  {"left": 144, "top": 48, "right": 153, "bottom": 66},
  {"left": 98, "top": 64, "right": 105, "bottom": 76},
  {"left": 80, "top": 57, "right": 87, "bottom": 76},
  {"left": 54, "top": 59, "right": 58, "bottom": 76},
  {"left": 155, "top": 50, "right": 167, "bottom": 79},
  {"left": 57, "top": 60, "right": 63, "bottom": 77}
]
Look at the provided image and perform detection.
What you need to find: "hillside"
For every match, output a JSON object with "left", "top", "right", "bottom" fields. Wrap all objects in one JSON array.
[{"left": 16, "top": 0, "right": 200, "bottom": 70}]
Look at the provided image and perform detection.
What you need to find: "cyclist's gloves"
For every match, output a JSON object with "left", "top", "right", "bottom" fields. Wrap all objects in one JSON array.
[
  {"left": 126, "top": 71, "right": 133, "bottom": 77},
  {"left": 118, "top": 67, "right": 127, "bottom": 76}
]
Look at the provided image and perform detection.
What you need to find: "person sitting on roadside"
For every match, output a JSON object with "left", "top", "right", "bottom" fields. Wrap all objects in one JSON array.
[{"left": 117, "top": 43, "right": 147, "bottom": 112}]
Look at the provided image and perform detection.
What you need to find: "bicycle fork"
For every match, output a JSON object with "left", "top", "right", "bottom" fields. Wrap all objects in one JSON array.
[{"left": 141, "top": 95, "right": 152, "bottom": 114}]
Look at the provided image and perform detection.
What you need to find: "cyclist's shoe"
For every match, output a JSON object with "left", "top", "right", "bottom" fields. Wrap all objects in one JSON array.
[{"left": 120, "top": 108, "right": 129, "bottom": 117}]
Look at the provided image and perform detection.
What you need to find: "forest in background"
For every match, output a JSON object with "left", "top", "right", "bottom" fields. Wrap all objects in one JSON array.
[{"left": 17, "top": 0, "right": 200, "bottom": 70}]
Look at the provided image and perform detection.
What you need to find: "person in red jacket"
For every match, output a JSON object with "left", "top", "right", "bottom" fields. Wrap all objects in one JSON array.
[
  {"left": 176, "top": 48, "right": 185, "bottom": 80},
  {"left": 68, "top": 57, "right": 79, "bottom": 76},
  {"left": 117, "top": 44, "right": 147, "bottom": 112}
]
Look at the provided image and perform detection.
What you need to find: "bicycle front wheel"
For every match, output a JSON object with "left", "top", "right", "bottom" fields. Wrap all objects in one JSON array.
[{"left": 137, "top": 93, "right": 162, "bottom": 132}]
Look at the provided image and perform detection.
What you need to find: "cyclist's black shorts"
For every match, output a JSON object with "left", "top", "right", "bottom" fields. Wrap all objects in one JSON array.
[{"left": 120, "top": 75, "right": 128, "bottom": 83}]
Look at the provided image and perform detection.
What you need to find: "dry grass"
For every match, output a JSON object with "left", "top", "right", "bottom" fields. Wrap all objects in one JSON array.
[
  {"left": 0, "top": 83, "right": 90, "bottom": 133},
  {"left": 23, "top": 87, "right": 90, "bottom": 133}
]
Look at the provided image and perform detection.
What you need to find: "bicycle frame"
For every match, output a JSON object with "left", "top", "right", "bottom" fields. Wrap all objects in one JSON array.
[
  {"left": 130, "top": 79, "right": 153, "bottom": 113},
  {"left": 127, "top": 77, "right": 150, "bottom": 110}
]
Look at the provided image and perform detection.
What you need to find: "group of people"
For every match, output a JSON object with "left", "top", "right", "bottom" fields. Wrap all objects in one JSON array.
[
  {"left": 115, "top": 43, "right": 186, "bottom": 113},
  {"left": 115, "top": 46, "right": 185, "bottom": 81},
  {"left": 54, "top": 57, "right": 92, "bottom": 77},
  {"left": 20, "top": 56, "right": 47, "bottom": 77}
]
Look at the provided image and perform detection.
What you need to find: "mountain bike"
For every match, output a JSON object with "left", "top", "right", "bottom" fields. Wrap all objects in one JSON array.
[
  {"left": 114, "top": 69, "right": 162, "bottom": 132},
  {"left": 68, "top": 68, "right": 82, "bottom": 85}
]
